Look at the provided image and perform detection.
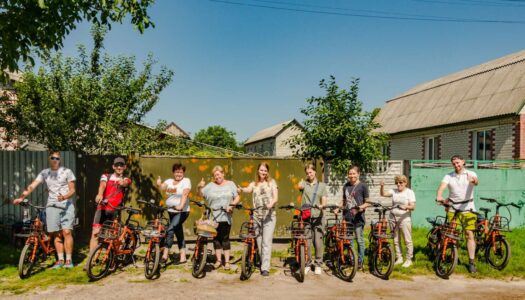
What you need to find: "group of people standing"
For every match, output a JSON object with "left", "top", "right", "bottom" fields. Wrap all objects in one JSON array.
[{"left": 12, "top": 151, "right": 480, "bottom": 274}]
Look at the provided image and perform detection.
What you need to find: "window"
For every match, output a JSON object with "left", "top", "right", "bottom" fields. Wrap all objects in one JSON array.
[
  {"left": 425, "top": 137, "right": 439, "bottom": 160},
  {"left": 473, "top": 130, "right": 492, "bottom": 160}
]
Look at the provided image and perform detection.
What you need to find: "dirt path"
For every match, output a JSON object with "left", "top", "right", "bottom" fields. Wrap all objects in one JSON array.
[{"left": 3, "top": 262, "right": 525, "bottom": 300}]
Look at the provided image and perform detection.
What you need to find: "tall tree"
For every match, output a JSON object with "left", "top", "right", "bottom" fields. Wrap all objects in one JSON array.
[
  {"left": 0, "top": 0, "right": 155, "bottom": 81},
  {"left": 193, "top": 125, "right": 241, "bottom": 152},
  {"left": 0, "top": 25, "right": 174, "bottom": 154},
  {"left": 288, "top": 76, "right": 387, "bottom": 174}
]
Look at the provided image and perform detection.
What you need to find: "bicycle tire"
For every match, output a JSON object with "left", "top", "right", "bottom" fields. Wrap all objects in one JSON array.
[
  {"left": 435, "top": 243, "right": 458, "bottom": 279},
  {"left": 121, "top": 232, "right": 139, "bottom": 266},
  {"left": 144, "top": 242, "right": 161, "bottom": 279},
  {"left": 485, "top": 237, "right": 510, "bottom": 270},
  {"left": 367, "top": 240, "right": 378, "bottom": 276},
  {"left": 335, "top": 243, "right": 357, "bottom": 282},
  {"left": 372, "top": 243, "right": 394, "bottom": 280},
  {"left": 297, "top": 244, "right": 306, "bottom": 283},
  {"left": 192, "top": 237, "right": 207, "bottom": 278},
  {"left": 18, "top": 242, "right": 38, "bottom": 279},
  {"left": 86, "top": 243, "right": 113, "bottom": 281},
  {"left": 426, "top": 228, "right": 439, "bottom": 261},
  {"left": 240, "top": 241, "right": 256, "bottom": 280}
]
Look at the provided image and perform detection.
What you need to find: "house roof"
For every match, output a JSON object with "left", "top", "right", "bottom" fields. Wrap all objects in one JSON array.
[
  {"left": 244, "top": 119, "right": 303, "bottom": 145},
  {"left": 165, "top": 122, "right": 189, "bottom": 138},
  {"left": 375, "top": 49, "right": 525, "bottom": 134}
]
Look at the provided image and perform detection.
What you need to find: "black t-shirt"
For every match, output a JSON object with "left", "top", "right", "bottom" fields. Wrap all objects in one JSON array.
[{"left": 342, "top": 181, "right": 369, "bottom": 226}]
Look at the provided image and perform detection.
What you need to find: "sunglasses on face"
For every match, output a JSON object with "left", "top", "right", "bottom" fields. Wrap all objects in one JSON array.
[
  {"left": 114, "top": 163, "right": 125, "bottom": 167},
  {"left": 50, "top": 157, "right": 60, "bottom": 161}
]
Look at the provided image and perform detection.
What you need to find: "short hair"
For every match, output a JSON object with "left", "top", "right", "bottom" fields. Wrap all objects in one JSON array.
[
  {"left": 394, "top": 175, "right": 408, "bottom": 183},
  {"left": 49, "top": 151, "right": 60, "bottom": 157},
  {"left": 172, "top": 163, "right": 186, "bottom": 173},
  {"left": 212, "top": 165, "right": 224, "bottom": 174},
  {"left": 450, "top": 155, "right": 464, "bottom": 161},
  {"left": 304, "top": 163, "right": 316, "bottom": 172},
  {"left": 347, "top": 165, "right": 361, "bottom": 174}
]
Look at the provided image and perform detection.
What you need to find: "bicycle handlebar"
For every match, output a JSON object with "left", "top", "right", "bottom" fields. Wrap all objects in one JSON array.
[
  {"left": 20, "top": 199, "right": 46, "bottom": 210},
  {"left": 101, "top": 199, "right": 141, "bottom": 215},
  {"left": 480, "top": 197, "right": 523, "bottom": 209},
  {"left": 138, "top": 199, "right": 181, "bottom": 212}
]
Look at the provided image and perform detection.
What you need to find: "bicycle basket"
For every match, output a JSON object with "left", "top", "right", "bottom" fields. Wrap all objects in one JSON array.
[
  {"left": 336, "top": 221, "right": 355, "bottom": 240},
  {"left": 98, "top": 220, "right": 120, "bottom": 240},
  {"left": 442, "top": 222, "right": 461, "bottom": 240},
  {"left": 142, "top": 220, "right": 167, "bottom": 238},
  {"left": 372, "top": 221, "right": 392, "bottom": 239},
  {"left": 194, "top": 219, "right": 218, "bottom": 238},
  {"left": 29, "top": 218, "right": 44, "bottom": 235},
  {"left": 490, "top": 216, "right": 511, "bottom": 232},
  {"left": 239, "top": 221, "right": 258, "bottom": 239},
  {"left": 325, "top": 218, "right": 338, "bottom": 230},
  {"left": 290, "top": 221, "right": 312, "bottom": 239}
]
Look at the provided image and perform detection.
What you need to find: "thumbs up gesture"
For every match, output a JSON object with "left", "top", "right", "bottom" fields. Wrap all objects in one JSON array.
[{"left": 198, "top": 177, "right": 206, "bottom": 188}]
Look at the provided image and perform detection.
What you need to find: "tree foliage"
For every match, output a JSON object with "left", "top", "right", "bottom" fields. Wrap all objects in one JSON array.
[
  {"left": 0, "top": 25, "right": 174, "bottom": 154},
  {"left": 193, "top": 125, "right": 242, "bottom": 152},
  {"left": 288, "top": 76, "right": 387, "bottom": 174},
  {"left": 0, "top": 0, "right": 155, "bottom": 81}
]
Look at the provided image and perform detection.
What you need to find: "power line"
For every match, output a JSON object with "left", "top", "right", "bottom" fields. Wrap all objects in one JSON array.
[{"left": 208, "top": 0, "right": 525, "bottom": 24}]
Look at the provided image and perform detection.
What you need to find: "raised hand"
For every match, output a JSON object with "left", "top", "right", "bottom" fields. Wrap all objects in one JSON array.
[
  {"left": 156, "top": 176, "right": 162, "bottom": 187},
  {"left": 198, "top": 177, "right": 206, "bottom": 188}
]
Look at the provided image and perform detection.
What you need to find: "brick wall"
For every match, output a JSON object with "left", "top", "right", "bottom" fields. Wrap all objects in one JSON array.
[{"left": 390, "top": 136, "right": 422, "bottom": 160}]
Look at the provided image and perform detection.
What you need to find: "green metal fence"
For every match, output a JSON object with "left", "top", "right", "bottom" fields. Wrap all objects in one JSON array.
[{"left": 410, "top": 160, "right": 525, "bottom": 228}]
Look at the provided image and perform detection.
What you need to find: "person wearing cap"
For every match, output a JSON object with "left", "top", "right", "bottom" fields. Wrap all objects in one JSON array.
[
  {"left": 88, "top": 157, "right": 132, "bottom": 254},
  {"left": 13, "top": 151, "right": 77, "bottom": 269}
]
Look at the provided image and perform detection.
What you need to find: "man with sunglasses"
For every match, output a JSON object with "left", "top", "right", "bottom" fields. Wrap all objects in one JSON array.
[
  {"left": 88, "top": 157, "right": 131, "bottom": 254},
  {"left": 13, "top": 151, "right": 77, "bottom": 269}
]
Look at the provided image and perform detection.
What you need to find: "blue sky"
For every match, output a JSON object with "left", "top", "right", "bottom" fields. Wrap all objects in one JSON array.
[{"left": 56, "top": 0, "right": 525, "bottom": 141}]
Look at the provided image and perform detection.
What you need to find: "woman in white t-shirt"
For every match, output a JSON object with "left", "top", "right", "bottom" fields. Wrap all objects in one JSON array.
[
  {"left": 380, "top": 175, "right": 416, "bottom": 268},
  {"left": 156, "top": 163, "right": 191, "bottom": 263}
]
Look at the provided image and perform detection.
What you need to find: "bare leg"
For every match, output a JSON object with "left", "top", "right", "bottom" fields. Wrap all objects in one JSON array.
[
  {"left": 89, "top": 228, "right": 100, "bottom": 254},
  {"left": 54, "top": 232, "right": 64, "bottom": 260},
  {"left": 466, "top": 230, "right": 476, "bottom": 260}
]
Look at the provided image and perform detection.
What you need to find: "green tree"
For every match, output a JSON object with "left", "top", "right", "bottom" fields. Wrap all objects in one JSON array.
[
  {"left": 193, "top": 125, "right": 241, "bottom": 152},
  {"left": 288, "top": 76, "right": 387, "bottom": 174},
  {"left": 0, "top": 0, "right": 155, "bottom": 81},
  {"left": 0, "top": 25, "right": 174, "bottom": 154}
]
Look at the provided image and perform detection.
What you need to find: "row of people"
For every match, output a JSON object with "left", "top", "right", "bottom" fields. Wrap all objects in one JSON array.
[{"left": 12, "top": 152, "right": 477, "bottom": 273}]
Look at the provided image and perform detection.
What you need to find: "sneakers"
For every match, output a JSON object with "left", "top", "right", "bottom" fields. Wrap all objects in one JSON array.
[
  {"left": 402, "top": 259, "right": 412, "bottom": 268},
  {"left": 64, "top": 260, "right": 74, "bottom": 269},
  {"left": 357, "top": 261, "right": 364, "bottom": 271},
  {"left": 261, "top": 270, "right": 269, "bottom": 277},
  {"left": 304, "top": 265, "right": 311, "bottom": 275},
  {"left": 468, "top": 263, "right": 477, "bottom": 273},
  {"left": 314, "top": 265, "right": 322, "bottom": 275},
  {"left": 394, "top": 257, "right": 404, "bottom": 265},
  {"left": 52, "top": 260, "right": 64, "bottom": 269}
]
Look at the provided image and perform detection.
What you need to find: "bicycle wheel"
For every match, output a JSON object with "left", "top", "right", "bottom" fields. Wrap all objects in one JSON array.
[
  {"left": 240, "top": 241, "right": 256, "bottom": 280},
  {"left": 372, "top": 243, "right": 394, "bottom": 280},
  {"left": 86, "top": 243, "right": 113, "bottom": 281},
  {"left": 192, "top": 237, "right": 208, "bottom": 278},
  {"left": 367, "top": 240, "right": 378, "bottom": 276},
  {"left": 121, "top": 232, "right": 139, "bottom": 266},
  {"left": 297, "top": 244, "right": 306, "bottom": 283},
  {"left": 435, "top": 243, "right": 458, "bottom": 279},
  {"left": 426, "top": 229, "right": 439, "bottom": 261},
  {"left": 485, "top": 237, "right": 510, "bottom": 270},
  {"left": 144, "top": 243, "right": 161, "bottom": 279},
  {"left": 334, "top": 243, "right": 357, "bottom": 282},
  {"left": 18, "top": 242, "right": 39, "bottom": 279}
]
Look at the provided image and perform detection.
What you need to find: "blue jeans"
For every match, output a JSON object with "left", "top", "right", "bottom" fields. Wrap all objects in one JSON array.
[
  {"left": 165, "top": 212, "right": 189, "bottom": 250},
  {"left": 352, "top": 224, "right": 365, "bottom": 265}
]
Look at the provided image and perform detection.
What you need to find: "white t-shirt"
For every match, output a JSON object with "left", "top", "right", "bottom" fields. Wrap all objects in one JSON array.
[
  {"left": 35, "top": 167, "right": 76, "bottom": 207},
  {"left": 388, "top": 188, "right": 416, "bottom": 218},
  {"left": 164, "top": 178, "right": 191, "bottom": 213},
  {"left": 442, "top": 169, "right": 477, "bottom": 211}
]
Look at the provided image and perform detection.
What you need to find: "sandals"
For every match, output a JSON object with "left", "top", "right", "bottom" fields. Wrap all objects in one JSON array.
[
  {"left": 224, "top": 262, "right": 231, "bottom": 270},
  {"left": 213, "top": 261, "right": 222, "bottom": 269}
]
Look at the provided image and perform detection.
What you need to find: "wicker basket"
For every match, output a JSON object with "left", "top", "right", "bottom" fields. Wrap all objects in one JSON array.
[
  {"left": 98, "top": 220, "right": 120, "bottom": 240},
  {"left": 194, "top": 219, "right": 218, "bottom": 238}
]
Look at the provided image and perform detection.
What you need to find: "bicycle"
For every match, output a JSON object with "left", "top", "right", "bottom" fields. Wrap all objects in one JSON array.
[
  {"left": 432, "top": 201, "right": 473, "bottom": 279},
  {"left": 138, "top": 199, "right": 172, "bottom": 280},
  {"left": 85, "top": 201, "right": 142, "bottom": 281},
  {"left": 323, "top": 205, "right": 357, "bottom": 282},
  {"left": 426, "top": 215, "right": 447, "bottom": 261},
  {"left": 237, "top": 204, "right": 264, "bottom": 280},
  {"left": 472, "top": 197, "right": 523, "bottom": 270},
  {"left": 279, "top": 203, "right": 319, "bottom": 283},
  {"left": 17, "top": 199, "right": 56, "bottom": 279},
  {"left": 367, "top": 202, "right": 396, "bottom": 280}
]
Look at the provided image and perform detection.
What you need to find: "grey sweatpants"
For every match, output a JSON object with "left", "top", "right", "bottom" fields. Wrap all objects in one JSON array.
[
  {"left": 255, "top": 213, "right": 276, "bottom": 272},
  {"left": 309, "top": 217, "right": 324, "bottom": 266}
]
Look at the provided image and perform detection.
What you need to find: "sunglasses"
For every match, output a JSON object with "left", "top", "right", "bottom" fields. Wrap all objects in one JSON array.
[
  {"left": 114, "top": 163, "right": 125, "bottom": 167},
  {"left": 50, "top": 157, "right": 60, "bottom": 161}
]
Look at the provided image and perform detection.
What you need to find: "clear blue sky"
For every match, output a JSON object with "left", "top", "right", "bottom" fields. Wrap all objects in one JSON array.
[{"left": 56, "top": 0, "right": 525, "bottom": 141}]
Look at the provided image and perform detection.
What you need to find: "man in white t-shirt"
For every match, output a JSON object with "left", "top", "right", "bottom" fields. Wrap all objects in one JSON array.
[
  {"left": 13, "top": 151, "right": 76, "bottom": 269},
  {"left": 436, "top": 155, "right": 479, "bottom": 273}
]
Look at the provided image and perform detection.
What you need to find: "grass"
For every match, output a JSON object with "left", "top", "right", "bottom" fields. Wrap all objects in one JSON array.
[{"left": 1, "top": 228, "right": 524, "bottom": 295}]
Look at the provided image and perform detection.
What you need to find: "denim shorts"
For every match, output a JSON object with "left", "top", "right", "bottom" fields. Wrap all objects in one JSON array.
[{"left": 46, "top": 202, "right": 75, "bottom": 232}]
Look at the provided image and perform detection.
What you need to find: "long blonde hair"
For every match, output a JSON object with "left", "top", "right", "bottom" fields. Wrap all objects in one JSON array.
[{"left": 255, "top": 162, "right": 272, "bottom": 184}]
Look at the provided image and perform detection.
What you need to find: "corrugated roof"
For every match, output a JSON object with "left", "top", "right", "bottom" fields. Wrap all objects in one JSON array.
[
  {"left": 376, "top": 49, "right": 525, "bottom": 134},
  {"left": 244, "top": 119, "right": 301, "bottom": 145}
]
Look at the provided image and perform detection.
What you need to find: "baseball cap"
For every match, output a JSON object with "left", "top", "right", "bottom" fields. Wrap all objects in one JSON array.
[{"left": 113, "top": 157, "right": 126, "bottom": 165}]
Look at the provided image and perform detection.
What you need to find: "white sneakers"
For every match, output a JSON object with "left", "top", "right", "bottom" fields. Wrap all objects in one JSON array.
[
  {"left": 314, "top": 266, "right": 322, "bottom": 275},
  {"left": 402, "top": 259, "right": 413, "bottom": 268},
  {"left": 394, "top": 257, "right": 404, "bottom": 265}
]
